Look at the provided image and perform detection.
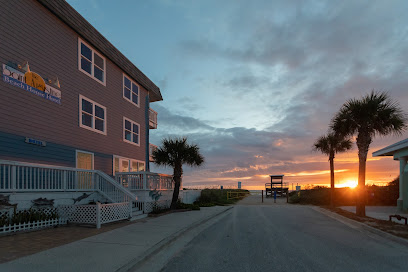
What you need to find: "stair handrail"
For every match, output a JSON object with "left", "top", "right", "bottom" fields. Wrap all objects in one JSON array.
[{"left": 95, "top": 171, "right": 137, "bottom": 202}]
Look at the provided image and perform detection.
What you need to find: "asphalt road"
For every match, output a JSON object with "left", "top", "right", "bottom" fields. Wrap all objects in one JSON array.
[{"left": 161, "top": 199, "right": 408, "bottom": 272}]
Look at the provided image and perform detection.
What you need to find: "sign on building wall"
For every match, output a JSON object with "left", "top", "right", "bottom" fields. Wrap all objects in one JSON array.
[{"left": 2, "top": 64, "right": 61, "bottom": 104}]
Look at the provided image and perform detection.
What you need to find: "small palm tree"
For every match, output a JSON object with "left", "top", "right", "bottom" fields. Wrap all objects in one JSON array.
[
  {"left": 152, "top": 137, "right": 204, "bottom": 209},
  {"left": 313, "top": 132, "right": 352, "bottom": 207},
  {"left": 331, "top": 91, "right": 407, "bottom": 216}
]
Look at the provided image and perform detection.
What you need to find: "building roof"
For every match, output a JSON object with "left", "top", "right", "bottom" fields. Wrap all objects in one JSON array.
[
  {"left": 38, "top": 0, "right": 163, "bottom": 102},
  {"left": 372, "top": 138, "right": 408, "bottom": 157}
]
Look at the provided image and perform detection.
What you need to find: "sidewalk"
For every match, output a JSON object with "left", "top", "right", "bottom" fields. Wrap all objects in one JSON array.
[
  {"left": 0, "top": 206, "right": 232, "bottom": 272},
  {"left": 340, "top": 206, "right": 406, "bottom": 224}
]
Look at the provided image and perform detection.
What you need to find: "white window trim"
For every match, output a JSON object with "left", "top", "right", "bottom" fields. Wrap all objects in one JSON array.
[
  {"left": 123, "top": 117, "right": 140, "bottom": 146},
  {"left": 75, "top": 150, "right": 95, "bottom": 170},
  {"left": 78, "top": 37, "right": 106, "bottom": 86},
  {"left": 113, "top": 155, "right": 145, "bottom": 175},
  {"left": 122, "top": 74, "right": 140, "bottom": 107},
  {"left": 79, "top": 94, "right": 107, "bottom": 135}
]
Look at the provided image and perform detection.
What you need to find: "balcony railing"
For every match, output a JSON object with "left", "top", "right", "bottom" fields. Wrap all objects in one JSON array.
[
  {"left": 149, "top": 108, "right": 157, "bottom": 129},
  {"left": 149, "top": 143, "right": 158, "bottom": 162},
  {"left": 115, "top": 171, "right": 174, "bottom": 190}
]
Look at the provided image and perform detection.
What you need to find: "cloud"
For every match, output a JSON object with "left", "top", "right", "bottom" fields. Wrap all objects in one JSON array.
[{"left": 152, "top": 0, "right": 408, "bottom": 188}]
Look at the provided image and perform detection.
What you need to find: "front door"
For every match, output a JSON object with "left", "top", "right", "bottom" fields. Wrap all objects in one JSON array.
[{"left": 76, "top": 150, "right": 94, "bottom": 189}]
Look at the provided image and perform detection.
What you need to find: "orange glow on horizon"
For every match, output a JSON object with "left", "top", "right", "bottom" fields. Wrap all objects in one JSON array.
[{"left": 337, "top": 179, "right": 358, "bottom": 189}]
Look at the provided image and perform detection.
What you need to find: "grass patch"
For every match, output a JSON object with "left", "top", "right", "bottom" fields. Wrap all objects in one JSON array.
[{"left": 195, "top": 189, "right": 250, "bottom": 207}]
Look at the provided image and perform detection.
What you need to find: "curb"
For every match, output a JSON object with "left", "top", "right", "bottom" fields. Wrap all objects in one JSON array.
[
  {"left": 116, "top": 206, "right": 234, "bottom": 272},
  {"left": 313, "top": 206, "right": 408, "bottom": 247}
]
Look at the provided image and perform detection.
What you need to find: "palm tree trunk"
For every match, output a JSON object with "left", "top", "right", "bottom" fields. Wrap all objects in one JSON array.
[
  {"left": 171, "top": 164, "right": 182, "bottom": 209},
  {"left": 356, "top": 135, "right": 370, "bottom": 217},
  {"left": 329, "top": 155, "right": 335, "bottom": 207}
]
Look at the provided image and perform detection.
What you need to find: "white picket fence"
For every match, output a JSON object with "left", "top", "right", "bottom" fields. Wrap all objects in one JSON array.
[
  {"left": 0, "top": 207, "right": 64, "bottom": 235},
  {"left": 0, "top": 218, "right": 63, "bottom": 234}
]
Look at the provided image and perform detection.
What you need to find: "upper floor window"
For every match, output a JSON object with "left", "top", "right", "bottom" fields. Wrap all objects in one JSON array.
[
  {"left": 78, "top": 38, "right": 106, "bottom": 85},
  {"left": 123, "top": 117, "right": 140, "bottom": 146},
  {"left": 79, "top": 95, "right": 107, "bottom": 135},
  {"left": 123, "top": 74, "right": 139, "bottom": 106}
]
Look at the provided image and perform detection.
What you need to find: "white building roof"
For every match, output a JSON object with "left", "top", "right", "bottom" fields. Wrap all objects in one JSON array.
[{"left": 372, "top": 138, "right": 408, "bottom": 157}]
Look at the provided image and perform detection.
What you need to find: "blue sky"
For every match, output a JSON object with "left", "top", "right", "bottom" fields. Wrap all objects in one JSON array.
[{"left": 67, "top": 0, "right": 408, "bottom": 189}]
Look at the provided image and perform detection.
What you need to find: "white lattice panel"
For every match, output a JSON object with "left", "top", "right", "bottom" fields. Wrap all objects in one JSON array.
[
  {"left": 58, "top": 205, "right": 97, "bottom": 224},
  {"left": 100, "top": 203, "right": 130, "bottom": 224}
]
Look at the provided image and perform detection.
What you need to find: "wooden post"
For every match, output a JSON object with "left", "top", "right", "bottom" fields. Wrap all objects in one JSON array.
[
  {"left": 129, "top": 201, "right": 133, "bottom": 219},
  {"left": 262, "top": 190, "right": 263, "bottom": 203}
]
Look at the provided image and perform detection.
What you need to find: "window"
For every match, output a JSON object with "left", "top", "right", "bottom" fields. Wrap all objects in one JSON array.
[
  {"left": 123, "top": 117, "right": 140, "bottom": 146},
  {"left": 123, "top": 74, "right": 139, "bottom": 106},
  {"left": 78, "top": 38, "right": 106, "bottom": 85},
  {"left": 79, "top": 95, "right": 107, "bottom": 135},
  {"left": 76, "top": 150, "right": 94, "bottom": 170},
  {"left": 113, "top": 155, "right": 145, "bottom": 176}
]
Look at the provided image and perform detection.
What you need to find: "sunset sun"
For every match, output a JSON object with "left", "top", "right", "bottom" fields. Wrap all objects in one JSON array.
[{"left": 338, "top": 180, "right": 358, "bottom": 189}]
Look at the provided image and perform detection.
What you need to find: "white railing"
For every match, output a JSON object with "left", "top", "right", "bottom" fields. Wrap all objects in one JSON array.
[
  {"left": 115, "top": 171, "right": 174, "bottom": 191},
  {"left": 0, "top": 160, "right": 137, "bottom": 205},
  {"left": 149, "top": 108, "right": 158, "bottom": 129}
]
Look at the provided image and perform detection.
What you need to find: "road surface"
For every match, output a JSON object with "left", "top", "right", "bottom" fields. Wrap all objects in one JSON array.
[{"left": 161, "top": 196, "right": 408, "bottom": 272}]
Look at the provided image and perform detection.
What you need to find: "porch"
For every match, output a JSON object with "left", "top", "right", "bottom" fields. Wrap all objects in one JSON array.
[{"left": 0, "top": 160, "right": 174, "bottom": 231}]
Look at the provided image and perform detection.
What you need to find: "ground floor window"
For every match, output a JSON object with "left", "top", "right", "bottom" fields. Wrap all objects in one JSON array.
[
  {"left": 76, "top": 150, "right": 94, "bottom": 170},
  {"left": 76, "top": 150, "right": 94, "bottom": 189},
  {"left": 113, "top": 155, "right": 145, "bottom": 175}
]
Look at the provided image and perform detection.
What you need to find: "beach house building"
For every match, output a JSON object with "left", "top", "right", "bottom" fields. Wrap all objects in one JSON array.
[
  {"left": 373, "top": 138, "right": 408, "bottom": 212},
  {"left": 0, "top": 0, "right": 173, "bottom": 230}
]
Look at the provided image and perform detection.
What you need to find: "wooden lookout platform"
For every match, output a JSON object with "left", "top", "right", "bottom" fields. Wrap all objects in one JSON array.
[{"left": 265, "top": 175, "right": 289, "bottom": 197}]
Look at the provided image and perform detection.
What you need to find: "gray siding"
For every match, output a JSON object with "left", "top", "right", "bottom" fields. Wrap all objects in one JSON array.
[{"left": 0, "top": 0, "right": 148, "bottom": 174}]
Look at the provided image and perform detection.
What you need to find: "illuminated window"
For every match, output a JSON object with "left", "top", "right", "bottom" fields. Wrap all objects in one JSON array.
[
  {"left": 113, "top": 155, "right": 145, "bottom": 176},
  {"left": 123, "top": 117, "right": 140, "bottom": 146},
  {"left": 79, "top": 95, "right": 107, "bottom": 135},
  {"left": 123, "top": 74, "right": 139, "bottom": 106},
  {"left": 78, "top": 38, "right": 106, "bottom": 85}
]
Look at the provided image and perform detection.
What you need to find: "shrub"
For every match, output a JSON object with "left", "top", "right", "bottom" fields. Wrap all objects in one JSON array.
[
  {"left": 0, "top": 208, "right": 59, "bottom": 227},
  {"left": 175, "top": 200, "right": 200, "bottom": 210},
  {"left": 196, "top": 189, "right": 249, "bottom": 206},
  {"left": 289, "top": 182, "right": 398, "bottom": 206}
]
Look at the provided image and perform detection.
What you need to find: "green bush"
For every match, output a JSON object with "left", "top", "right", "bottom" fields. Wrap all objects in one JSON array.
[
  {"left": 289, "top": 183, "right": 398, "bottom": 206},
  {"left": 0, "top": 208, "right": 59, "bottom": 227},
  {"left": 196, "top": 189, "right": 249, "bottom": 206},
  {"left": 175, "top": 200, "right": 200, "bottom": 210}
]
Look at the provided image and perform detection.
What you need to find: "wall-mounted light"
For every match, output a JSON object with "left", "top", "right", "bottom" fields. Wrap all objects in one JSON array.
[
  {"left": 54, "top": 77, "right": 60, "bottom": 88},
  {"left": 21, "top": 61, "right": 30, "bottom": 72}
]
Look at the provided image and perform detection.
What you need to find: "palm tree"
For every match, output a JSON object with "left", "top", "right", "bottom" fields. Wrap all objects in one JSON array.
[
  {"left": 313, "top": 132, "right": 352, "bottom": 207},
  {"left": 152, "top": 137, "right": 204, "bottom": 209},
  {"left": 331, "top": 91, "right": 407, "bottom": 216}
]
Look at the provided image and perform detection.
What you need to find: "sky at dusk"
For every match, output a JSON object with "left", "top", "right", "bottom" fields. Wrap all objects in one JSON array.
[{"left": 67, "top": 0, "right": 408, "bottom": 189}]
